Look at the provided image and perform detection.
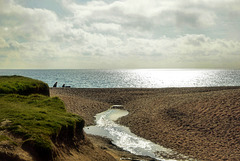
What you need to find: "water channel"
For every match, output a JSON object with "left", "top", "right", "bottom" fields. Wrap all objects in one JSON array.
[{"left": 84, "top": 107, "right": 194, "bottom": 161}]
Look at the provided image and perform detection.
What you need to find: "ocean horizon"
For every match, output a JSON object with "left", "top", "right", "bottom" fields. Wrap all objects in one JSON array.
[{"left": 1, "top": 69, "right": 240, "bottom": 88}]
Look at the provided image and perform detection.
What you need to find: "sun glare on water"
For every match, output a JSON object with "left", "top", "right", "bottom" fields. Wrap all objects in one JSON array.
[{"left": 132, "top": 69, "right": 209, "bottom": 87}]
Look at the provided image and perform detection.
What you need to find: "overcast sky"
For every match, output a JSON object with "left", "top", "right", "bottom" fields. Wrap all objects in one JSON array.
[{"left": 0, "top": 0, "right": 240, "bottom": 69}]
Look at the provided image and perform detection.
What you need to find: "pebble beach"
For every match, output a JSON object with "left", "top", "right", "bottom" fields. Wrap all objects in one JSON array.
[{"left": 50, "top": 87, "right": 240, "bottom": 161}]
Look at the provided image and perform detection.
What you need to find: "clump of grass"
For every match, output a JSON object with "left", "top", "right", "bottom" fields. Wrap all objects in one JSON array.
[
  {"left": 0, "top": 75, "right": 49, "bottom": 96},
  {"left": 0, "top": 134, "right": 18, "bottom": 146},
  {"left": 0, "top": 134, "right": 10, "bottom": 142}
]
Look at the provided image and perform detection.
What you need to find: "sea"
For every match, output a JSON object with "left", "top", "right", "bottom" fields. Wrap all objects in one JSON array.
[{"left": 0, "top": 69, "right": 240, "bottom": 88}]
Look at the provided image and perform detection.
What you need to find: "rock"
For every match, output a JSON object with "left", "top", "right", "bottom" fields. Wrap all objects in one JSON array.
[{"left": 110, "top": 105, "right": 124, "bottom": 109}]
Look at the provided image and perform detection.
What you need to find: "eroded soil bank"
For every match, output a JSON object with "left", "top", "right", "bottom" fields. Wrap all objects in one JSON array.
[{"left": 50, "top": 87, "right": 240, "bottom": 161}]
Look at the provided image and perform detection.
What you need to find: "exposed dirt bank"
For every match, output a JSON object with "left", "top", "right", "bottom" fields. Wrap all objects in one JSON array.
[
  {"left": 0, "top": 129, "right": 116, "bottom": 161},
  {"left": 50, "top": 87, "right": 240, "bottom": 161}
]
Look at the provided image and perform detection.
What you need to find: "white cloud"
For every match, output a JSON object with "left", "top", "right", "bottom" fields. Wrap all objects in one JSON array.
[
  {"left": 0, "top": 38, "right": 9, "bottom": 48},
  {"left": 0, "top": 0, "right": 66, "bottom": 41},
  {"left": 64, "top": 0, "right": 218, "bottom": 32},
  {"left": 90, "top": 23, "right": 121, "bottom": 33},
  {"left": 0, "top": 0, "right": 240, "bottom": 69}
]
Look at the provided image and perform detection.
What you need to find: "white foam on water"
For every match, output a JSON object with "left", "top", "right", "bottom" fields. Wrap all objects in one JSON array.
[{"left": 84, "top": 109, "right": 195, "bottom": 161}]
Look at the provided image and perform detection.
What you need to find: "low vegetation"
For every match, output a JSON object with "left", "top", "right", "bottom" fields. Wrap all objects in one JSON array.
[
  {"left": 0, "top": 76, "right": 83, "bottom": 161},
  {"left": 0, "top": 75, "right": 49, "bottom": 96}
]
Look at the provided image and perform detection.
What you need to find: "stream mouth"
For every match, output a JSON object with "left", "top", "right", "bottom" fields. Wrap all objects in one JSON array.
[{"left": 84, "top": 107, "right": 194, "bottom": 161}]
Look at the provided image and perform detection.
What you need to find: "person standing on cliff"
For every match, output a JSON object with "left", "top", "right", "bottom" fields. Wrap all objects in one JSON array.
[{"left": 53, "top": 82, "right": 57, "bottom": 87}]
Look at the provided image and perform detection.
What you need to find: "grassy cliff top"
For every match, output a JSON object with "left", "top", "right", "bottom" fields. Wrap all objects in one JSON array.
[
  {"left": 0, "top": 94, "right": 82, "bottom": 145},
  {"left": 0, "top": 75, "right": 49, "bottom": 96},
  {"left": 0, "top": 76, "right": 83, "bottom": 161}
]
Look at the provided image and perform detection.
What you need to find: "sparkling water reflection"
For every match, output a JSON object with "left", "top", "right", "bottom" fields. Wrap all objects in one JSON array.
[
  {"left": 84, "top": 109, "right": 193, "bottom": 161},
  {"left": 0, "top": 69, "right": 240, "bottom": 88}
]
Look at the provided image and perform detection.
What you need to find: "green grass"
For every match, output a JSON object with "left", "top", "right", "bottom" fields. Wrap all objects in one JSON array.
[
  {"left": 0, "top": 94, "right": 82, "bottom": 148},
  {"left": 0, "top": 134, "right": 18, "bottom": 146},
  {"left": 0, "top": 76, "right": 83, "bottom": 160},
  {"left": 0, "top": 134, "right": 10, "bottom": 142},
  {"left": 0, "top": 75, "right": 49, "bottom": 96}
]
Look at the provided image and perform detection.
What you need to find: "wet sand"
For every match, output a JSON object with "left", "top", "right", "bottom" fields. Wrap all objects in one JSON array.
[{"left": 50, "top": 87, "right": 240, "bottom": 161}]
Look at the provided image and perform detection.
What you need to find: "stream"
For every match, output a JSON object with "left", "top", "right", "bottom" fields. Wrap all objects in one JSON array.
[{"left": 84, "top": 107, "right": 194, "bottom": 161}]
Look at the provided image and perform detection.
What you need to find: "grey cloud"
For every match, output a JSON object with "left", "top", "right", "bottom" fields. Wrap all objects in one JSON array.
[
  {"left": 1, "top": 0, "right": 240, "bottom": 69},
  {"left": 0, "top": 38, "right": 9, "bottom": 48},
  {"left": 0, "top": 0, "right": 65, "bottom": 42},
  {"left": 183, "top": 34, "right": 210, "bottom": 46},
  {"left": 67, "top": 0, "right": 217, "bottom": 34}
]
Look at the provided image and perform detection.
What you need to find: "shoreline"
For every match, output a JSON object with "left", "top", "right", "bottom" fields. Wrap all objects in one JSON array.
[{"left": 50, "top": 87, "right": 240, "bottom": 160}]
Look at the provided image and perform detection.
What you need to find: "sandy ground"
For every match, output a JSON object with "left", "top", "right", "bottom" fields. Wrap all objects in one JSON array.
[{"left": 50, "top": 87, "right": 240, "bottom": 161}]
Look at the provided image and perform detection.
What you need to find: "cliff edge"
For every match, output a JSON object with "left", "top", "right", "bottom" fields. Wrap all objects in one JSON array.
[{"left": 0, "top": 76, "right": 115, "bottom": 161}]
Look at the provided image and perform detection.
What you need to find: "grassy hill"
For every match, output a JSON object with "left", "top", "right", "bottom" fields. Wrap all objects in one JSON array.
[
  {"left": 0, "top": 76, "right": 49, "bottom": 96},
  {"left": 0, "top": 76, "right": 84, "bottom": 161}
]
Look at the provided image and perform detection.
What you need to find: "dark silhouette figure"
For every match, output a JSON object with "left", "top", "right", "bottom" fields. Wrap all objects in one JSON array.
[
  {"left": 53, "top": 82, "right": 57, "bottom": 87},
  {"left": 62, "top": 84, "right": 65, "bottom": 87}
]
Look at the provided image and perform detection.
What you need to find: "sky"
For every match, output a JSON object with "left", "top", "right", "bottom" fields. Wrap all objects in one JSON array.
[{"left": 0, "top": 0, "right": 240, "bottom": 69}]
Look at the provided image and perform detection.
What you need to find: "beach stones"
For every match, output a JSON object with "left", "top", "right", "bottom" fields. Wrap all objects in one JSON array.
[{"left": 110, "top": 105, "right": 124, "bottom": 109}]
